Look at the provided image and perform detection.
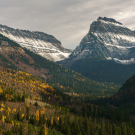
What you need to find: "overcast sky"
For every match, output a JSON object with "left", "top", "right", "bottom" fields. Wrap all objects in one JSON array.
[{"left": 0, "top": 0, "right": 135, "bottom": 49}]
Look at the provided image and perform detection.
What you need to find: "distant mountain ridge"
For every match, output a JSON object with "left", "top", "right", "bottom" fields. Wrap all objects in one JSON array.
[
  {"left": 59, "top": 17, "right": 135, "bottom": 67},
  {"left": 0, "top": 24, "right": 72, "bottom": 62}
]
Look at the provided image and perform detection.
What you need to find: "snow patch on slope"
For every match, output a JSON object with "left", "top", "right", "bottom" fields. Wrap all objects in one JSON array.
[
  {"left": 105, "top": 43, "right": 133, "bottom": 49},
  {"left": 107, "top": 57, "right": 135, "bottom": 64},
  {"left": 94, "top": 32, "right": 135, "bottom": 45},
  {"left": 100, "top": 20, "right": 124, "bottom": 28}
]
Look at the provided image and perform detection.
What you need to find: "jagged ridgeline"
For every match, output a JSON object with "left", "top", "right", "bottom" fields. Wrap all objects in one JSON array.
[{"left": 0, "top": 34, "right": 119, "bottom": 96}]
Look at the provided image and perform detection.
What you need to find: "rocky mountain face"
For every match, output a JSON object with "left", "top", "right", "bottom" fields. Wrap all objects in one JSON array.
[
  {"left": 57, "top": 17, "right": 135, "bottom": 85},
  {"left": 0, "top": 24, "right": 72, "bottom": 62},
  {"left": 60, "top": 17, "right": 135, "bottom": 66}
]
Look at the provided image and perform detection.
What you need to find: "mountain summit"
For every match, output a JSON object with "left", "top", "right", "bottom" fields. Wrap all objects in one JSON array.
[
  {"left": 61, "top": 17, "right": 135, "bottom": 66},
  {"left": 57, "top": 17, "right": 135, "bottom": 84},
  {"left": 97, "top": 17, "right": 122, "bottom": 25},
  {"left": 0, "top": 24, "right": 72, "bottom": 62}
]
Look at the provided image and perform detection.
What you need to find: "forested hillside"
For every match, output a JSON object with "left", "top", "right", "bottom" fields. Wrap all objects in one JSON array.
[
  {"left": 0, "top": 34, "right": 119, "bottom": 97},
  {"left": 0, "top": 67, "right": 134, "bottom": 135},
  {"left": 84, "top": 74, "right": 135, "bottom": 126},
  {"left": 70, "top": 59, "right": 135, "bottom": 85}
]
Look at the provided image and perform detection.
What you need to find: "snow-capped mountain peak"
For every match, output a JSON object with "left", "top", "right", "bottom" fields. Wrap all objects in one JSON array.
[
  {"left": 0, "top": 24, "right": 72, "bottom": 62},
  {"left": 60, "top": 17, "right": 135, "bottom": 66}
]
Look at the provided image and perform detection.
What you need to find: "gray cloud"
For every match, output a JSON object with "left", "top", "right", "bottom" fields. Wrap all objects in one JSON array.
[{"left": 0, "top": 0, "right": 135, "bottom": 49}]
